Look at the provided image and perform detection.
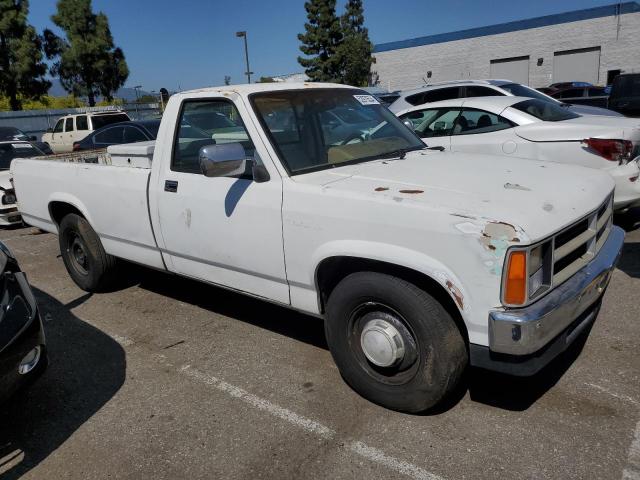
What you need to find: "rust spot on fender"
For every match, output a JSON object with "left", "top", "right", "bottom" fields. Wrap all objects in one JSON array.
[
  {"left": 445, "top": 280, "right": 464, "bottom": 310},
  {"left": 374, "top": 187, "right": 389, "bottom": 192},
  {"left": 399, "top": 189, "right": 424, "bottom": 194}
]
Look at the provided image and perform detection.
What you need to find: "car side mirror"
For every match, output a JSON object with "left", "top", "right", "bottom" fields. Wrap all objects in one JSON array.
[
  {"left": 46, "top": 128, "right": 53, "bottom": 133},
  {"left": 29, "top": 135, "right": 37, "bottom": 141},
  {"left": 199, "top": 143, "right": 249, "bottom": 178}
]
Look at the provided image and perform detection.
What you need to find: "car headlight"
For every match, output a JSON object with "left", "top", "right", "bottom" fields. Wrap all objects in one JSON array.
[
  {"left": 502, "top": 240, "right": 552, "bottom": 307},
  {"left": 2, "top": 192, "right": 16, "bottom": 205}
]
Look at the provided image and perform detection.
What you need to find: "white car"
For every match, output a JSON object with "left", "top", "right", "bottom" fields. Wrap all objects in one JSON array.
[
  {"left": 388, "top": 79, "right": 622, "bottom": 117},
  {"left": 397, "top": 96, "right": 640, "bottom": 210},
  {"left": 0, "top": 141, "right": 46, "bottom": 225},
  {"left": 42, "top": 111, "right": 131, "bottom": 153}
]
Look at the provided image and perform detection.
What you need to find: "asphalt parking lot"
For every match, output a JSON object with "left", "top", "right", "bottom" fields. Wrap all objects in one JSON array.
[{"left": 0, "top": 216, "right": 638, "bottom": 480}]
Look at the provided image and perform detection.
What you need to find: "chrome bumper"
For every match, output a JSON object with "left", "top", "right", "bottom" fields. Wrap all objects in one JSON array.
[{"left": 489, "top": 226, "right": 624, "bottom": 356}]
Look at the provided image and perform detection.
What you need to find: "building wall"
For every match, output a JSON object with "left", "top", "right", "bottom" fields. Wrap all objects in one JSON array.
[{"left": 373, "top": 11, "right": 640, "bottom": 91}]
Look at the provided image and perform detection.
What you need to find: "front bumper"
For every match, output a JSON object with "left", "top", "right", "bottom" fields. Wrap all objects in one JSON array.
[
  {"left": 0, "top": 204, "right": 22, "bottom": 226},
  {"left": 470, "top": 225, "right": 624, "bottom": 376}
]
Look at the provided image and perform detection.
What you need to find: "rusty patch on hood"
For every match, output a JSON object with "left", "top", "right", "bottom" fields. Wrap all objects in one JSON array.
[
  {"left": 483, "top": 221, "right": 520, "bottom": 241},
  {"left": 504, "top": 183, "right": 531, "bottom": 191},
  {"left": 399, "top": 189, "right": 424, "bottom": 194},
  {"left": 445, "top": 280, "right": 464, "bottom": 310},
  {"left": 374, "top": 187, "right": 389, "bottom": 192}
]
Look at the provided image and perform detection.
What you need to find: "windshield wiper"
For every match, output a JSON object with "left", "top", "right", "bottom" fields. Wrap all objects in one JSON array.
[{"left": 377, "top": 145, "right": 425, "bottom": 160}]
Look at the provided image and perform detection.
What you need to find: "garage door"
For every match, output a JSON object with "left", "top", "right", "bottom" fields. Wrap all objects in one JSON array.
[
  {"left": 553, "top": 47, "right": 601, "bottom": 84},
  {"left": 490, "top": 56, "right": 530, "bottom": 85}
]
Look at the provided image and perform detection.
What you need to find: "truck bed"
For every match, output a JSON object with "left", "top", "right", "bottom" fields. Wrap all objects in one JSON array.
[{"left": 12, "top": 155, "right": 165, "bottom": 270}]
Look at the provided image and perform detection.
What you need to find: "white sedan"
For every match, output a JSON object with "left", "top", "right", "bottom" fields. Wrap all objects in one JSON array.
[{"left": 397, "top": 96, "right": 640, "bottom": 210}]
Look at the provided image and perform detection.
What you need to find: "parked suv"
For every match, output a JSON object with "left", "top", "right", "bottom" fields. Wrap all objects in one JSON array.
[
  {"left": 42, "top": 111, "right": 131, "bottom": 153},
  {"left": 608, "top": 73, "right": 640, "bottom": 117},
  {"left": 387, "top": 79, "right": 620, "bottom": 117}
]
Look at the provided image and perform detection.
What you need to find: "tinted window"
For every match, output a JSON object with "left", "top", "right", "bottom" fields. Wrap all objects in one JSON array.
[
  {"left": 252, "top": 89, "right": 424, "bottom": 174},
  {"left": 610, "top": 75, "right": 640, "bottom": 99},
  {"left": 512, "top": 99, "right": 580, "bottom": 121},
  {"left": 0, "top": 143, "right": 43, "bottom": 169},
  {"left": 452, "top": 109, "right": 515, "bottom": 135},
  {"left": 65, "top": 117, "right": 74, "bottom": 132},
  {"left": 54, "top": 120, "right": 64, "bottom": 133},
  {"left": 400, "top": 108, "right": 461, "bottom": 138},
  {"left": 76, "top": 115, "right": 88, "bottom": 130},
  {"left": 405, "top": 87, "right": 460, "bottom": 106},
  {"left": 94, "top": 126, "right": 125, "bottom": 144},
  {"left": 173, "top": 100, "right": 255, "bottom": 174},
  {"left": 499, "top": 83, "right": 555, "bottom": 102},
  {"left": 138, "top": 120, "right": 161, "bottom": 138},
  {"left": 0, "top": 127, "right": 26, "bottom": 140},
  {"left": 556, "top": 88, "right": 584, "bottom": 99},
  {"left": 123, "top": 126, "right": 148, "bottom": 143},
  {"left": 587, "top": 87, "right": 607, "bottom": 97},
  {"left": 464, "top": 86, "right": 504, "bottom": 98},
  {"left": 91, "top": 113, "right": 130, "bottom": 130}
]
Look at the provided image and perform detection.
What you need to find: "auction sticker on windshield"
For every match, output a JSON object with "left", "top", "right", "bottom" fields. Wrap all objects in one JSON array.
[{"left": 353, "top": 95, "right": 379, "bottom": 105}]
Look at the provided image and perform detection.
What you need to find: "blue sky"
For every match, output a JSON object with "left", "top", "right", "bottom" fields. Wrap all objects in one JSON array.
[{"left": 28, "top": 0, "right": 619, "bottom": 92}]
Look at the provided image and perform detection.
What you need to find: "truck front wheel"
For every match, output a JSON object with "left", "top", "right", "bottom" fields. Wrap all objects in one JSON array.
[
  {"left": 325, "top": 272, "right": 467, "bottom": 413},
  {"left": 58, "top": 213, "right": 117, "bottom": 292}
]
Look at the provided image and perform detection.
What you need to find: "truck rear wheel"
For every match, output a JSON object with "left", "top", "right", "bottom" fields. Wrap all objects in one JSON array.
[
  {"left": 59, "top": 213, "right": 117, "bottom": 292},
  {"left": 325, "top": 272, "right": 467, "bottom": 413}
]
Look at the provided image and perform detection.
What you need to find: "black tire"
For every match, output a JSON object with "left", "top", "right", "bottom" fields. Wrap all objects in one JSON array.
[
  {"left": 325, "top": 272, "right": 467, "bottom": 413},
  {"left": 58, "top": 213, "right": 117, "bottom": 292}
]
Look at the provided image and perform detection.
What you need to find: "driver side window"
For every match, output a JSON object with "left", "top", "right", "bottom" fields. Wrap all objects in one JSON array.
[
  {"left": 53, "top": 119, "right": 64, "bottom": 133},
  {"left": 401, "top": 108, "right": 461, "bottom": 138},
  {"left": 172, "top": 99, "right": 256, "bottom": 174}
]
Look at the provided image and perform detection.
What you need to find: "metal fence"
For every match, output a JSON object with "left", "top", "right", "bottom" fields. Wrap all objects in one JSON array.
[{"left": 0, "top": 103, "right": 162, "bottom": 140}]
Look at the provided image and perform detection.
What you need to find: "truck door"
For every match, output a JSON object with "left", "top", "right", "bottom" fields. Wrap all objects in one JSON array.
[
  {"left": 50, "top": 119, "right": 64, "bottom": 152},
  {"left": 153, "top": 97, "right": 289, "bottom": 304},
  {"left": 63, "top": 117, "right": 75, "bottom": 152}
]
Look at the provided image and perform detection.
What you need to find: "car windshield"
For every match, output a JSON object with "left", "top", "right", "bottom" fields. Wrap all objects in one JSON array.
[
  {"left": 499, "top": 83, "right": 557, "bottom": 102},
  {"left": 511, "top": 99, "right": 580, "bottom": 122},
  {"left": 91, "top": 113, "right": 130, "bottom": 130},
  {"left": 0, "top": 127, "right": 28, "bottom": 141},
  {"left": 0, "top": 143, "right": 43, "bottom": 169},
  {"left": 251, "top": 88, "right": 425, "bottom": 174},
  {"left": 139, "top": 120, "right": 161, "bottom": 138}
]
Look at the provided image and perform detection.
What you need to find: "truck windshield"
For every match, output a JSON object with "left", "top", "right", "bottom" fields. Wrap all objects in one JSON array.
[{"left": 251, "top": 88, "right": 425, "bottom": 175}]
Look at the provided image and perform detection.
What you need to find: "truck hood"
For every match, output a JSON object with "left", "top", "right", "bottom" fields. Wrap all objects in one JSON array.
[
  {"left": 294, "top": 151, "right": 614, "bottom": 242},
  {"left": 514, "top": 117, "right": 640, "bottom": 142}
]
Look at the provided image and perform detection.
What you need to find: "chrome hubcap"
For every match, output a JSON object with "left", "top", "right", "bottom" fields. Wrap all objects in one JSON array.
[{"left": 360, "top": 318, "right": 405, "bottom": 367}]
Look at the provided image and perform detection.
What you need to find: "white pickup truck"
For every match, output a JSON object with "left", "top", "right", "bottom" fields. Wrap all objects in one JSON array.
[{"left": 12, "top": 83, "right": 624, "bottom": 412}]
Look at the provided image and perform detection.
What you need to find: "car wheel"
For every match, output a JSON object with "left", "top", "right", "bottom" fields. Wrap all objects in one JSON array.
[
  {"left": 58, "top": 213, "right": 117, "bottom": 292},
  {"left": 325, "top": 272, "right": 467, "bottom": 413}
]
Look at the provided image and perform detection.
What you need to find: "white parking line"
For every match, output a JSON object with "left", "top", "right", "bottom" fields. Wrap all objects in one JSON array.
[
  {"left": 585, "top": 382, "right": 640, "bottom": 406},
  {"left": 623, "top": 419, "right": 640, "bottom": 480},
  {"left": 108, "top": 333, "right": 444, "bottom": 480}
]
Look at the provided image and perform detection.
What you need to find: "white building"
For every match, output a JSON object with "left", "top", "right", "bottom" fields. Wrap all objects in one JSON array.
[{"left": 373, "top": 2, "right": 640, "bottom": 91}]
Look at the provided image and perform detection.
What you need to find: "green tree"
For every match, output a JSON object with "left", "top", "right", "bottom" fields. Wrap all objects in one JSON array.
[
  {"left": 256, "top": 76, "right": 276, "bottom": 83},
  {"left": 0, "top": 0, "right": 50, "bottom": 111},
  {"left": 297, "top": 0, "right": 342, "bottom": 82},
  {"left": 44, "top": 0, "right": 129, "bottom": 106},
  {"left": 336, "top": 0, "right": 374, "bottom": 86}
]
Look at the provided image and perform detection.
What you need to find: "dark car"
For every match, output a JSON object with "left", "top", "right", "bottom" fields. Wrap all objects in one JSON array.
[
  {"left": 72, "top": 119, "right": 161, "bottom": 152},
  {"left": 547, "top": 81, "right": 593, "bottom": 93},
  {"left": 0, "top": 127, "right": 53, "bottom": 154},
  {"left": 0, "top": 241, "right": 46, "bottom": 404},
  {"left": 549, "top": 86, "right": 609, "bottom": 108},
  {"left": 608, "top": 73, "right": 640, "bottom": 117}
]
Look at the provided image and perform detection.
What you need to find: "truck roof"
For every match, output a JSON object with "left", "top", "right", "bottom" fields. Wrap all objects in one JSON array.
[{"left": 179, "top": 82, "right": 356, "bottom": 97}]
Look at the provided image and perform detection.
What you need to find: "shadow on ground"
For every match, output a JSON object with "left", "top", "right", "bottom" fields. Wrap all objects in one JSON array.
[{"left": 0, "top": 288, "right": 125, "bottom": 479}]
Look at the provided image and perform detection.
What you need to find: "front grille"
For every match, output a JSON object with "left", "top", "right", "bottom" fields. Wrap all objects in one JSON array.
[{"left": 551, "top": 193, "right": 613, "bottom": 286}]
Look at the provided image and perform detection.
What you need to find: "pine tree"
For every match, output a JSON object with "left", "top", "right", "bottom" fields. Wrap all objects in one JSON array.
[
  {"left": 337, "top": 0, "right": 373, "bottom": 87},
  {"left": 45, "top": 0, "right": 129, "bottom": 106},
  {"left": 297, "top": 0, "right": 343, "bottom": 82},
  {"left": 0, "top": 0, "right": 50, "bottom": 111}
]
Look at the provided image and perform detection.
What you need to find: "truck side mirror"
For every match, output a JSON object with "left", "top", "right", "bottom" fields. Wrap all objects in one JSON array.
[
  {"left": 199, "top": 143, "right": 249, "bottom": 178},
  {"left": 46, "top": 128, "right": 53, "bottom": 133}
]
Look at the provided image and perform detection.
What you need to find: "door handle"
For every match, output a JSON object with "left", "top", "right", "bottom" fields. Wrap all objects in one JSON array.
[{"left": 164, "top": 180, "right": 178, "bottom": 193}]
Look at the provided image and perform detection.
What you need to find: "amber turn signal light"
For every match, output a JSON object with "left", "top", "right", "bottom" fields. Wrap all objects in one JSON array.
[{"left": 504, "top": 251, "right": 527, "bottom": 305}]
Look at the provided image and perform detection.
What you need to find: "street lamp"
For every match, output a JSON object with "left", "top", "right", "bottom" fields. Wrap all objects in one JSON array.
[
  {"left": 132, "top": 85, "right": 142, "bottom": 117},
  {"left": 235, "top": 31, "right": 253, "bottom": 84}
]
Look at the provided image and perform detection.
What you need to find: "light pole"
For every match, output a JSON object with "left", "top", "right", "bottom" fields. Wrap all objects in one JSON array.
[
  {"left": 133, "top": 85, "right": 142, "bottom": 117},
  {"left": 235, "top": 31, "right": 253, "bottom": 83}
]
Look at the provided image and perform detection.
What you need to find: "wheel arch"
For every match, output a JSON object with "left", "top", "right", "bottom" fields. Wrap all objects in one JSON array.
[
  {"left": 315, "top": 255, "right": 469, "bottom": 345},
  {"left": 48, "top": 195, "right": 92, "bottom": 228}
]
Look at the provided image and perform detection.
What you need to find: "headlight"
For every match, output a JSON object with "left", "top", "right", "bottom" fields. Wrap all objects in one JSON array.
[
  {"left": 502, "top": 240, "right": 552, "bottom": 307},
  {"left": 2, "top": 192, "right": 16, "bottom": 205}
]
